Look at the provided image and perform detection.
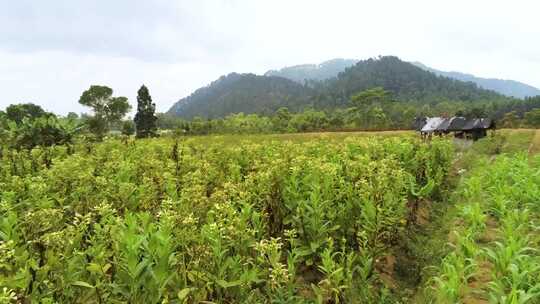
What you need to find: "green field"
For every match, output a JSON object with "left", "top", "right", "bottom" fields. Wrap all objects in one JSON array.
[{"left": 1, "top": 129, "right": 540, "bottom": 303}]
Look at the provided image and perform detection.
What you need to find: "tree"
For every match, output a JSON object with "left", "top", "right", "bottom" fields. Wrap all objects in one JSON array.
[
  {"left": 66, "top": 112, "right": 79, "bottom": 121},
  {"left": 350, "top": 87, "right": 392, "bottom": 129},
  {"left": 524, "top": 108, "right": 540, "bottom": 127},
  {"left": 134, "top": 85, "right": 158, "bottom": 138},
  {"left": 500, "top": 111, "right": 520, "bottom": 128},
  {"left": 5, "top": 103, "right": 49, "bottom": 124},
  {"left": 272, "top": 107, "right": 292, "bottom": 132},
  {"left": 78, "top": 85, "right": 131, "bottom": 140},
  {"left": 121, "top": 120, "right": 135, "bottom": 136},
  {"left": 463, "top": 106, "right": 486, "bottom": 119},
  {"left": 350, "top": 87, "right": 391, "bottom": 108}
]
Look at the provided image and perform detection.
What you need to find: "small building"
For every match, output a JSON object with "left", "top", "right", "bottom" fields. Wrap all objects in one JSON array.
[{"left": 414, "top": 116, "right": 495, "bottom": 140}]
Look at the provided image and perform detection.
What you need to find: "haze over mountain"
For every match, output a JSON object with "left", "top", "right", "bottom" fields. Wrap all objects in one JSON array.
[
  {"left": 168, "top": 56, "right": 510, "bottom": 119},
  {"left": 412, "top": 62, "right": 540, "bottom": 99},
  {"left": 264, "top": 59, "right": 358, "bottom": 83}
]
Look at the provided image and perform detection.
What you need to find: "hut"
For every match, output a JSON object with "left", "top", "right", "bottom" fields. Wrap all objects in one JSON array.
[{"left": 415, "top": 116, "right": 495, "bottom": 140}]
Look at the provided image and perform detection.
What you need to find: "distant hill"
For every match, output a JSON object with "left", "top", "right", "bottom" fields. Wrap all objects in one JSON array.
[
  {"left": 168, "top": 56, "right": 510, "bottom": 119},
  {"left": 412, "top": 62, "right": 540, "bottom": 99},
  {"left": 265, "top": 58, "right": 358, "bottom": 83},
  {"left": 167, "top": 73, "right": 313, "bottom": 118},
  {"left": 310, "top": 56, "right": 506, "bottom": 106}
]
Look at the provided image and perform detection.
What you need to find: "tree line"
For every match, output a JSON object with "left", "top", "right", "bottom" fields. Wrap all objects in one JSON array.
[
  {"left": 0, "top": 85, "right": 158, "bottom": 149},
  {"left": 159, "top": 88, "right": 540, "bottom": 135},
  {"left": 2, "top": 86, "right": 540, "bottom": 149}
]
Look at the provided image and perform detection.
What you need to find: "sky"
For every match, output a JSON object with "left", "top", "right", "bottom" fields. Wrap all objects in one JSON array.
[{"left": 1, "top": 0, "right": 540, "bottom": 115}]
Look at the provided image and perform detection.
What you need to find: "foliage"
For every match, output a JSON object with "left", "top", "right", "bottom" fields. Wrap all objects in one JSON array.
[
  {"left": 168, "top": 56, "right": 513, "bottom": 119},
  {"left": 121, "top": 120, "right": 135, "bottom": 136},
  {"left": 524, "top": 108, "right": 540, "bottom": 127},
  {"left": 265, "top": 58, "right": 359, "bottom": 83},
  {"left": 161, "top": 95, "right": 540, "bottom": 136},
  {"left": 168, "top": 73, "right": 312, "bottom": 119},
  {"left": 4, "top": 116, "right": 75, "bottom": 150},
  {"left": 427, "top": 154, "right": 540, "bottom": 303},
  {"left": 0, "top": 135, "right": 453, "bottom": 303},
  {"left": 78, "top": 85, "right": 131, "bottom": 140},
  {"left": 5, "top": 103, "right": 50, "bottom": 124},
  {"left": 134, "top": 85, "right": 158, "bottom": 138},
  {"left": 500, "top": 111, "right": 520, "bottom": 128}
]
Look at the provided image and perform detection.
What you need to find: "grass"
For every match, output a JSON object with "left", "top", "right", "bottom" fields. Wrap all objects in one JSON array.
[
  {"left": 528, "top": 129, "right": 540, "bottom": 155},
  {"left": 178, "top": 129, "right": 537, "bottom": 151}
]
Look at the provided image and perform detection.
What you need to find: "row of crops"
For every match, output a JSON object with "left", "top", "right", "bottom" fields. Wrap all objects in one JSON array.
[
  {"left": 0, "top": 137, "right": 453, "bottom": 303},
  {"left": 428, "top": 154, "right": 540, "bottom": 303}
]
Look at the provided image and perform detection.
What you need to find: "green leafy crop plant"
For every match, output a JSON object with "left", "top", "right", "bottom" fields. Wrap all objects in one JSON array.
[{"left": 0, "top": 136, "right": 453, "bottom": 303}]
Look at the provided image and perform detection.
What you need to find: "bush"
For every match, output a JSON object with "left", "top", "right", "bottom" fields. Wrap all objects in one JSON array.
[{"left": 7, "top": 116, "right": 74, "bottom": 149}]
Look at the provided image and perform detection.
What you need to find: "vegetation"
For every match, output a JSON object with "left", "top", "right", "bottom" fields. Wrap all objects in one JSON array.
[
  {"left": 0, "top": 103, "right": 77, "bottom": 150},
  {"left": 2, "top": 100, "right": 540, "bottom": 303},
  {"left": 4, "top": 103, "right": 51, "bottom": 124},
  {"left": 168, "top": 73, "right": 312, "bottom": 119},
  {"left": 2, "top": 76, "right": 540, "bottom": 303},
  {"left": 423, "top": 145, "right": 540, "bottom": 303},
  {"left": 413, "top": 61, "right": 540, "bottom": 99},
  {"left": 78, "top": 85, "right": 131, "bottom": 141},
  {"left": 264, "top": 58, "right": 358, "bottom": 83},
  {"left": 0, "top": 133, "right": 453, "bottom": 303},
  {"left": 168, "top": 56, "right": 515, "bottom": 119},
  {"left": 159, "top": 94, "right": 540, "bottom": 135},
  {"left": 267, "top": 59, "right": 540, "bottom": 99},
  {"left": 134, "top": 85, "right": 158, "bottom": 138},
  {"left": 121, "top": 120, "right": 136, "bottom": 136}
]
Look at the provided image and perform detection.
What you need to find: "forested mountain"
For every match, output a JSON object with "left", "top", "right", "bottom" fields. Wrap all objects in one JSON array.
[
  {"left": 412, "top": 62, "right": 540, "bottom": 98},
  {"left": 168, "top": 56, "right": 512, "bottom": 119},
  {"left": 167, "top": 73, "right": 313, "bottom": 118},
  {"left": 310, "top": 56, "right": 507, "bottom": 107},
  {"left": 264, "top": 58, "right": 358, "bottom": 83}
]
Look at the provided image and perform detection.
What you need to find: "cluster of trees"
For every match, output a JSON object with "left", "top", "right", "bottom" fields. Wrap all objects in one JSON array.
[
  {"left": 3, "top": 85, "right": 540, "bottom": 148},
  {"left": 499, "top": 108, "right": 540, "bottom": 128},
  {"left": 1, "top": 85, "right": 158, "bottom": 149},
  {"left": 77, "top": 84, "right": 158, "bottom": 140},
  {"left": 159, "top": 89, "right": 540, "bottom": 135},
  {"left": 0, "top": 103, "right": 76, "bottom": 149}
]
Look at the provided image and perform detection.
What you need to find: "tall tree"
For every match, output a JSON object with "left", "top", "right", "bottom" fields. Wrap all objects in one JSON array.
[
  {"left": 134, "top": 85, "right": 158, "bottom": 138},
  {"left": 78, "top": 85, "right": 131, "bottom": 140}
]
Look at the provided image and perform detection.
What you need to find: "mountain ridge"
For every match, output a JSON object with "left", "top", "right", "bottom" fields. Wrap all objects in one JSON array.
[
  {"left": 168, "top": 56, "right": 514, "bottom": 119},
  {"left": 411, "top": 62, "right": 540, "bottom": 98}
]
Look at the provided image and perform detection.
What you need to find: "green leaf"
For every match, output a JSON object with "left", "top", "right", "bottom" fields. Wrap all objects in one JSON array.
[
  {"left": 216, "top": 279, "right": 242, "bottom": 288},
  {"left": 72, "top": 281, "right": 95, "bottom": 289},
  {"left": 86, "top": 263, "right": 102, "bottom": 274},
  {"left": 177, "top": 288, "right": 193, "bottom": 301}
]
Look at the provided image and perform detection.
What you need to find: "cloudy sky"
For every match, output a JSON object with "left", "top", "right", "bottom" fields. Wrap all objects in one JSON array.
[{"left": 1, "top": 0, "right": 539, "bottom": 115}]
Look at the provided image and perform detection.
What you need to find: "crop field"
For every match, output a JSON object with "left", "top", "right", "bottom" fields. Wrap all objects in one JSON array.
[{"left": 1, "top": 129, "right": 539, "bottom": 303}]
